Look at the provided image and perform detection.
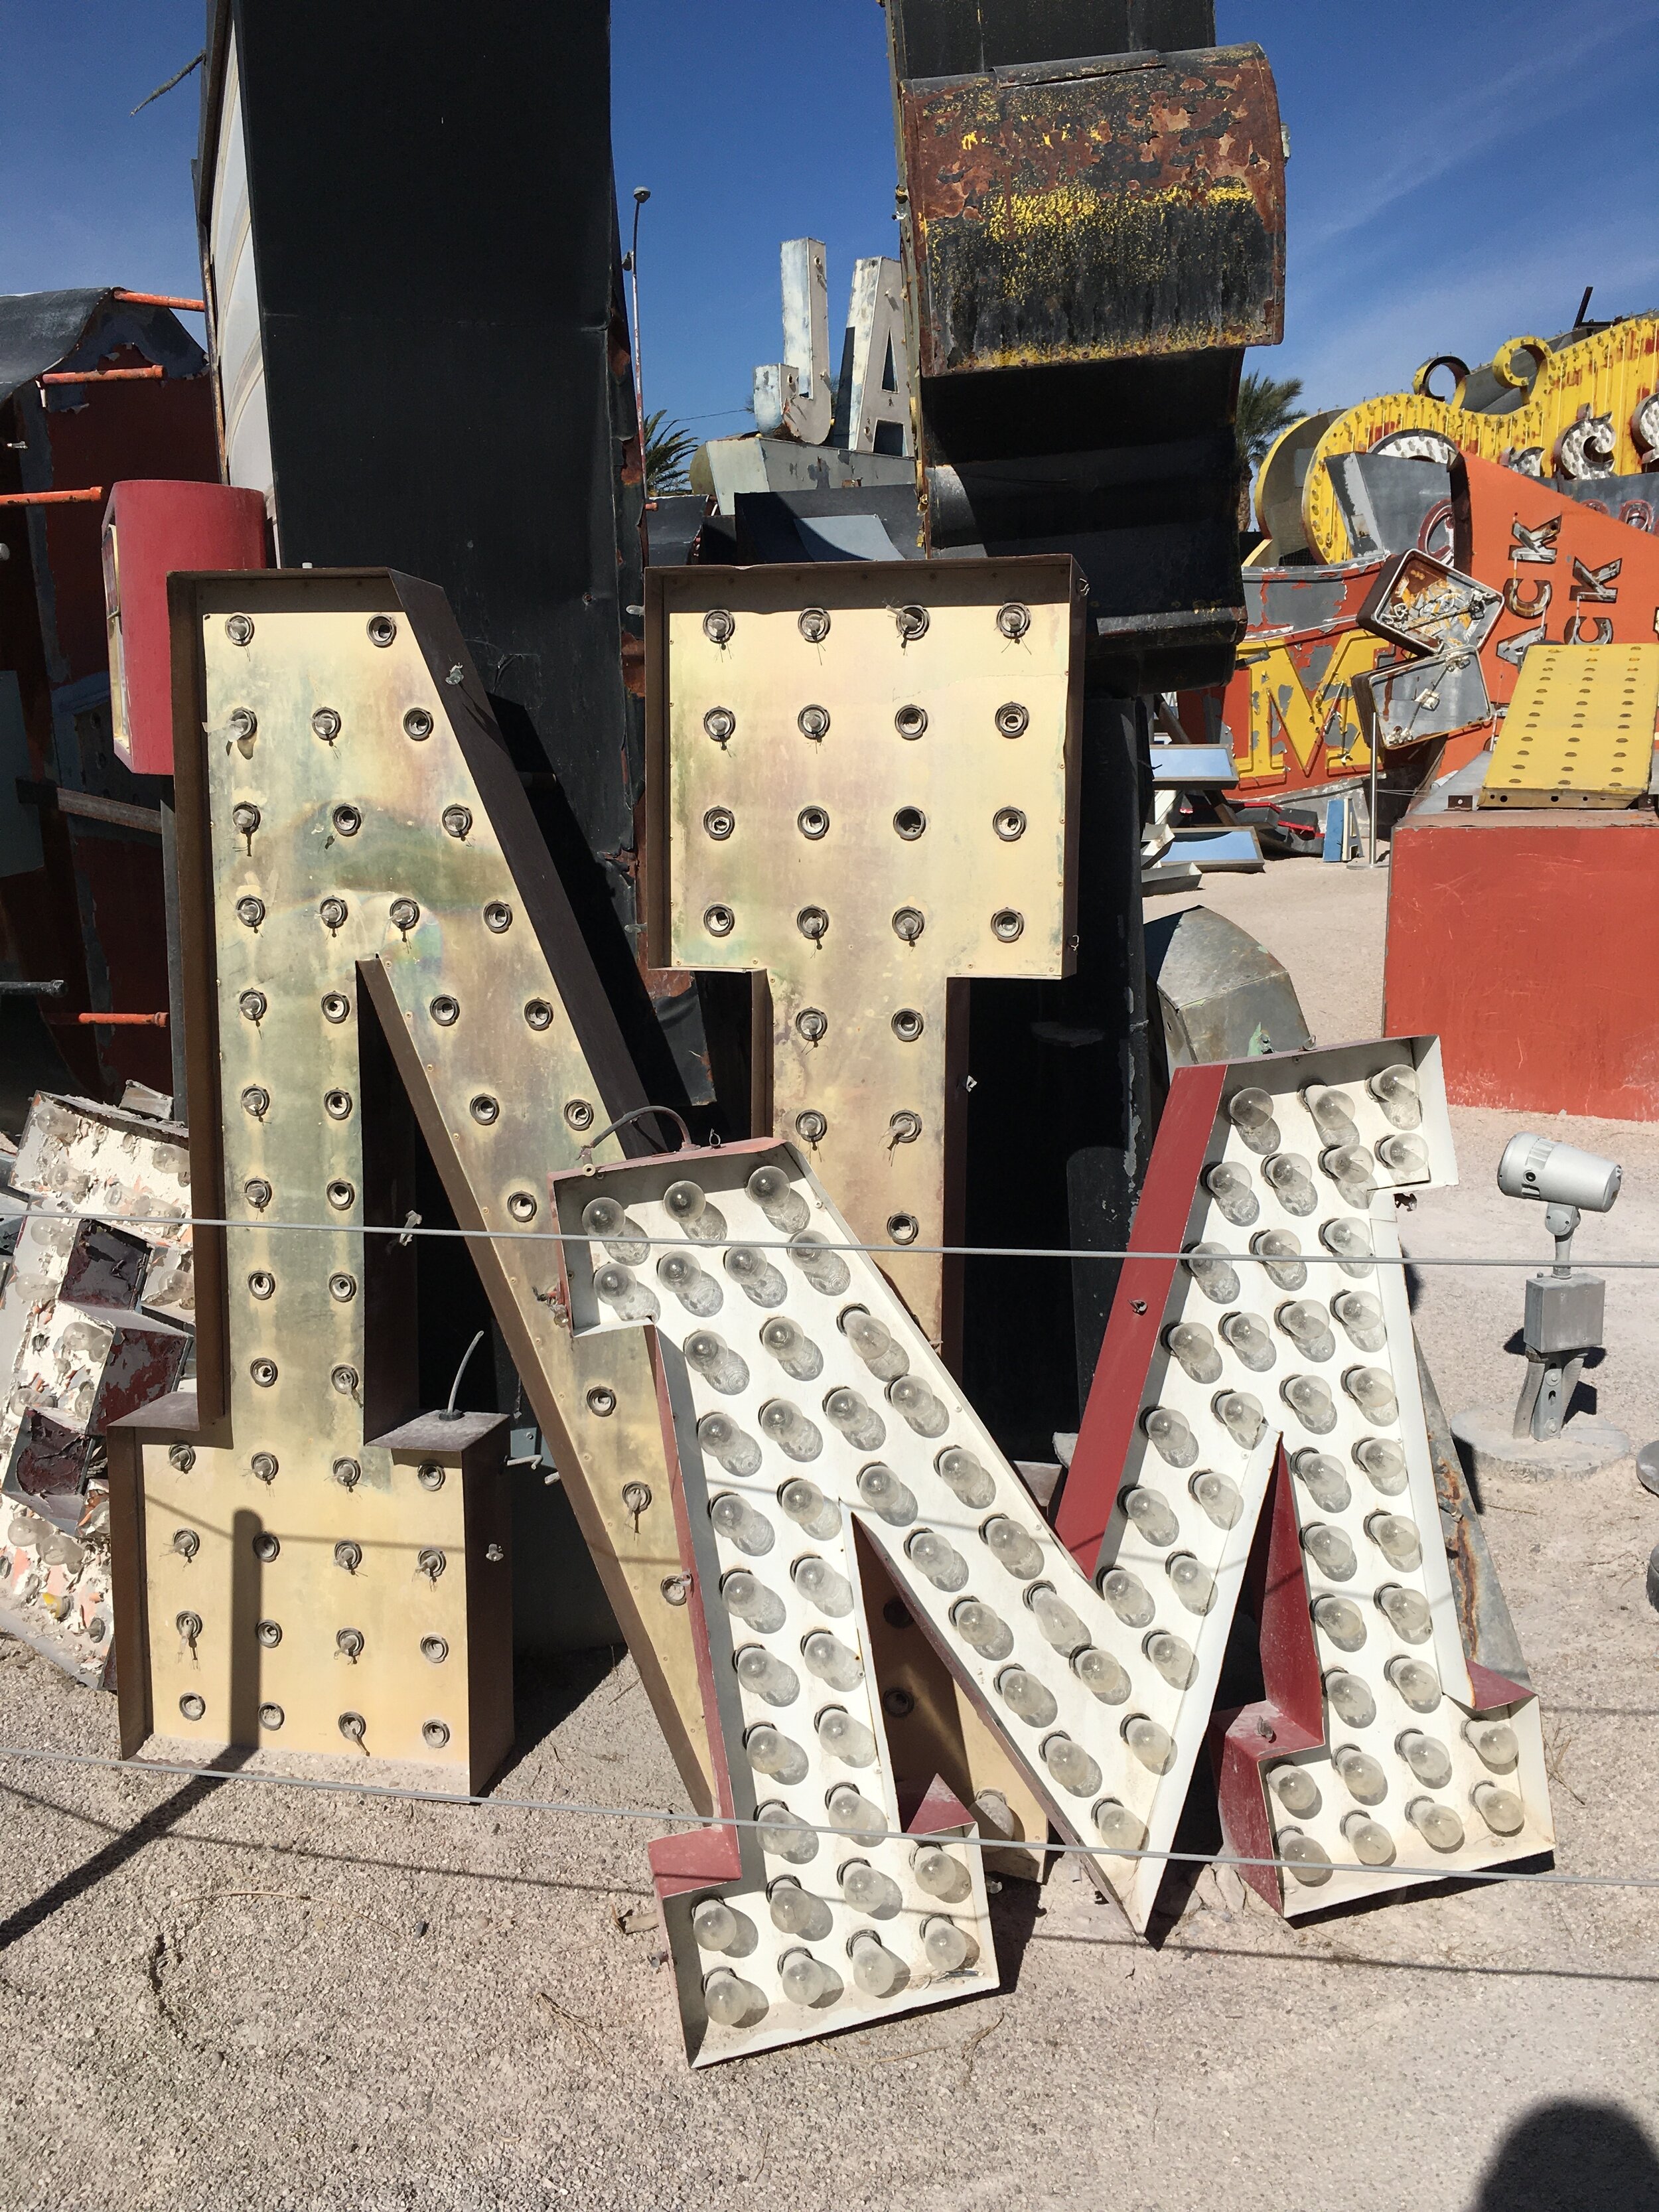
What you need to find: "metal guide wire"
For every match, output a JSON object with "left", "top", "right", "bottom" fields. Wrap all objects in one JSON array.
[
  {"left": 23, "top": 1207, "right": 1654, "bottom": 1270},
  {"left": 0, "top": 1739, "right": 1651, "bottom": 1895}
]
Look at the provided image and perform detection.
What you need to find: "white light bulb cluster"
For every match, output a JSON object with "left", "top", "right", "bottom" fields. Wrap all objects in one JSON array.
[
  {"left": 571, "top": 1144, "right": 1273, "bottom": 2054},
  {"left": 1159, "top": 1047, "right": 1553, "bottom": 1913}
]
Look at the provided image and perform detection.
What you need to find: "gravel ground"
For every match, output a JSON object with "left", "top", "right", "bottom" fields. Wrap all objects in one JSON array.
[{"left": 5, "top": 852, "right": 1659, "bottom": 2212}]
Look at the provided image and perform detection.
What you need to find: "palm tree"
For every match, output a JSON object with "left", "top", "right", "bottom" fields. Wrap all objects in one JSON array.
[
  {"left": 644, "top": 410, "right": 698, "bottom": 498},
  {"left": 1236, "top": 371, "right": 1306, "bottom": 471}
]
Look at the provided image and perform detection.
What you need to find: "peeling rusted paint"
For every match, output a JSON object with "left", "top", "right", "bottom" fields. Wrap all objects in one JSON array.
[{"left": 899, "top": 46, "right": 1285, "bottom": 375}]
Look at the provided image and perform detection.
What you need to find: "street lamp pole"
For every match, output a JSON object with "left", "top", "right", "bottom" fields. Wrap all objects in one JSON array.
[{"left": 627, "top": 186, "right": 650, "bottom": 479}]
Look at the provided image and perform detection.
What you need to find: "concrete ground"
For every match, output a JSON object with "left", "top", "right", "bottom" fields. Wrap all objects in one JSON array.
[{"left": 6, "top": 851, "right": 1659, "bottom": 2212}]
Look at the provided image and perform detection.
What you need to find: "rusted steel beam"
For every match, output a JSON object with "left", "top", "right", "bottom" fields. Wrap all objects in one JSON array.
[
  {"left": 112, "top": 291, "right": 206, "bottom": 311},
  {"left": 40, "top": 366, "right": 166, "bottom": 385},
  {"left": 899, "top": 44, "right": 1284, "bottom": 376},
  {"left": 0, "top": 487, "right": 105, "bottom": 506}
]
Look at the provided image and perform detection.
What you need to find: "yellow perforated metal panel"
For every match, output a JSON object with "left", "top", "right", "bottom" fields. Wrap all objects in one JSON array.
[{"left": 1480, "top": 642, "right": 1659, "bottom": 808}]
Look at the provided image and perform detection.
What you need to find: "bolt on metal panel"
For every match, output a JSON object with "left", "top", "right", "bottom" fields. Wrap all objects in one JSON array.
[{"left": 646, "top": 558, "right": 1083, "bottom": 1347}]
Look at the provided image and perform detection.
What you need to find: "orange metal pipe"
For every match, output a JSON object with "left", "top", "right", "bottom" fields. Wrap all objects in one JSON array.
[
  {"left": 40, "top": 366, "right": 165, "bottom": 385},
  {"left": 0, "top": 488, "right": 105, "bottom": 506},
  {"left": 113, "top": 291, "right": 206, "bottom": 311},
  {"left": 76, "top": 1011, "right": 168, "bottom": 1027}
]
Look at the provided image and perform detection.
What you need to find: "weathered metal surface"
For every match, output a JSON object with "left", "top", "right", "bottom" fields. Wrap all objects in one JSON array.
[
  {"left": 1352, "top": 650, "right": 1492, "bottom": 755},
  {"left": 645, "top": 557, "right": 1083, "bottom": 1346},
  {"left": 115, "top": 568, "right": 717, "bottom": 1801},
  {"left": 1054, "top": 1040, "right": 1554, "bottom": 1917},
  {"left": 0, "top": 1495, "right": 114, "bottom": 1684},
  {"left": 1305, "top": 315, "right": 1659, "bottom": 565},
  {"left": 1479, "top": 642, "right": 1658, "bottom": 810},
  {"left": 1142, "top": 903, "right": 1310, "bottom": 1068},
  {"left": 898, "top": 44, "right": 1283, "bottom": 376}
]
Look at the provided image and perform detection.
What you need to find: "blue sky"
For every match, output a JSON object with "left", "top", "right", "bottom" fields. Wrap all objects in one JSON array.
[{"left": 3, "top": 1, "right": 1656, "bottom": 435}]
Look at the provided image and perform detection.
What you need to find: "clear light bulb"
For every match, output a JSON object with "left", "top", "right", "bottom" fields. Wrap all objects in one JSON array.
[
  {"left": 1386, "top": 1656, "right": 1441, "bottom": 1712},
  {"left": 1102, "top": 1567, "right": 1155, "bottom": 1627},
  {"left": 1320, "top": 1217, "right": 1374, "bottom": 1278},
  {"left": 1074, "top": 1647, "right": 1131, "bottom": 1703},
  {"left": 1367, "top": 1514, "right": 1421, "bottom": 1571},
  {"left": 792, "top": 1554, "right": 853, "bottom": 1616},
  {"left": 693, "top": 1897, "right": 742, "bottom": 1953},
  {"left": 1270, "top": 1765, "right": 1321, "bottom": 1817},
  {"left": 1029, "top": 1583, "right": 1090, "bottom": 1653},
  {"left": 735, "top": 1646, "right": 799, "bottom": 1706},
  {"left": 1143, "top": 1406, "right": 1198, "bottom": 1467},
  {"left": 1325, "top": 1669, "right": 1376, "bottom": 1728},
  {"left": 1277, "top": 1300, "right": 1336, "bottom": 1360},
  {"left": 779, "top": 1477, "right": 840, "bottom": 1539},
  {"left": 1313, "top": 1595, "right": 1366, "bottom": 1651},
  {"left": 1342, "top": 1810, "right": 1396, "bottom": 1866},
  {"left": 856, "top": 1463, "right": 916, "bottom": 1524},
  {"left": 996, "top": 1667, "right": 1059, "bottom": 1727},
  {"left": 664, "top": 1178, "right": 727, "bottom": 1244},
  {"left": 824, "top": 1386, "right": 886, "bottom": 1449},
  {"left": 1303, "top": 1523, "right": 1356, "bottom": 1580},
  {"left": 1368, "top": 1063, "right": 1421, "bottom": 1129},
  {"left": 1334, "top": 1745, "right": 1388, "bottom": 1804},
  {"left": 762, "top": 1316, "right": 822, "bottom": 1378},
  {"left": 1213, "top": 1391, "right": 1267, "bottom": 1449},
  {"left": 1464, "top": 1718, "right": 1518, "bottom": 1770},
  {"left": 702, "top": 1968, "right": 765, "bottom": 2026},
  {"left": 1252, "top": 1228, "right": 1307, "bottom": 1291},
  {"left": 593, "top": 1262, "right": 660, "bottom": 1321},
  {"left": 1472, "top": 1781, "right": 1524, "bottom": 1836},
  {"left": 1042, "top": 1733, "right": 1102, "bottom": 1797},
  {"left": 657, "top": 1249, "right": 723, "bottom": 1315},
  {"left": 922, "top": 1917, "right": 970, "bottom": 1972},
  {"left": 1398, "top": 1730, "right": 1453, "bottom": 1789},
  {"left": 1277, "top": 1829, "right": 1333, "bottom": 1886},
  {"left": 1343, "top": 1366, "right": 1398, "bottom": 1423},
  {"left": 1185, "top": 1243, "right": 1241, "bottom": 1303},
  {"left": 1167, "top": 1554, "right": 1214, "bottom": 1615},
  {"left": 727, "top": 1246, "right": 788, "bottom": 1306},
  {"left": 1377, "top": 1584, "right": 1432, "bottom": 1642},
  {"left": 952, "top": 1598, "right": 1015, "bottom": 1660},
  {"left": 849, "top": 1932, "right": 904, "bottom": 1998},
  {"left": 710, "top": 1492, "right": 774, "bottom": 1555},
  {"left": 1165, "top": 1321, "right": 1222, "bottom": 1384},
  {"left": 1282, "top": 1374, "right": 1338, "bottom": 1434},
  {"left": 723, "top": 1570, "right": 786, "bottom": 1631},
  {"left": 1123, "top": 1715, "right": 1175, "bottom": 1773},
  {"left": 1145, "top": 1629, "right": 1196, "bottom": 1688},
  {"left": 1322, "top": 1144, "right": 1378, "bottom": 1197},
  {"left": 768, "top": 1878, "right": 830, "bottom": 1938},
  {"left": 747, "top": 1165, "right": 810, "bottom": 1233},
  {"left": 1292, "top": 1448, "right": 1350, "bottom": 1513},
  {"left": 802, "top": 1630, "right": 863, "bottom": 1690},
  {"left": 786, "top": 1230, "right": 849, "bottom": 1295},
  {"left": 907, "top": 1528, "right": 968, "bottom": 1591},
  {"left": 912, "top": 1846, "right": 970, "bottom": 1903},
  {"left": 698, "top": 1412, "right": 762, "bottom": 1477},
  {"left": 841, "top": 1308, "right": 910, "bottom": 1380},
  {"left": 1093, "top": 1799, "right": 1145, "bottom": 1850},
  {"left": 839, "top": 1859, "right": 902, "bottom": 1915},
  {"left": 779, "top": 1949, "right": 838, "bottom": 2006},
  {"left": 685, "top": 1329, "right": 749, "bottom": 1394},
  {"left": 1303, "top": 1084, "right": 1360, "bottom": 1146},
  {"left": 936, "top": 1447, "right": 996, "bottom": 1509},
  {"left": 1376, "top": 1133, "right": 1429, "bottom": 1179},
  {"left": 1407, "top": 1797, "right": 1464, "bottom": 1853},
  {"left": 582, "top": 1197, "right": 650, "bottom": 1264},
  {"left": 760, "top": 1398, "right": 823, "bottom": 1461},
  {"left": 1204, "top": 1161, "right": 1260, "bottom": 1226},
  {"left": 1228, "top": 1086, "right": 1280, "bottom": 1149},
  {"left": 1263, "top": 1153, "right": 1319, "bottom": 1217},
  {"left": 827, "top": 1783, "right": 885, "bottom": 1836},
  {"left": 1122, "top": 1487, "right": 1181, "bottom": 1547},
  {"left": 1190, "top": 1469, "right": 1243, "bottom": 1528},
  {"left": 1354, "top": 1435, "right": 1408, "bottom": 1495},
  {"left": 1332, "top": 1291, "right": 1386, "bottom": 1352},
  {"left": 756, "top": 1800, "right": 816, "bottom": 1860},
  {"left": 746, "top": 1724, "right": 809, "bottom": 1783},
  {"left": 982, "top": 1516, "right": 1044, "bottom": 1578},
  {"left": 888, "top": 1372, "right": 949, "bottom": 1437}
]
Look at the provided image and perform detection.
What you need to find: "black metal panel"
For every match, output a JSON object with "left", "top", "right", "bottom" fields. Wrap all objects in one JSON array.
[{"left": 890, "top": 0, "right": 1215, "bottom": 78}]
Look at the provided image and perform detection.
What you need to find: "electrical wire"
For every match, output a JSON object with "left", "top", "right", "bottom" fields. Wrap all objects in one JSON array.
[{"left": 0, "top": 1738, "right": 1644, "bottom": 1894}]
